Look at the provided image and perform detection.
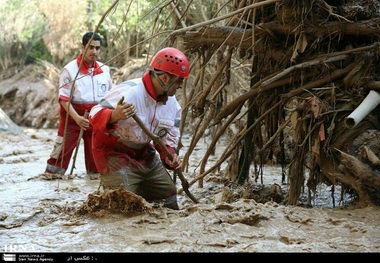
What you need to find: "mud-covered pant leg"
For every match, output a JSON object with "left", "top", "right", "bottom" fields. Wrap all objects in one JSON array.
[
  {"left": 45, "top": 126, "right": 79, "bottom": 174},
  {"left": 128, "top": 154, "right": 178, "bottom": 209},
  {"left": 100, "top": 153, "right": 178, "bottom": 209}
]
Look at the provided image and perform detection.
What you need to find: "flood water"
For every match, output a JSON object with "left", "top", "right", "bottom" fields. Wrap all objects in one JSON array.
[{"left": 0, "top": 128, "right": 379, "bottom": 253}]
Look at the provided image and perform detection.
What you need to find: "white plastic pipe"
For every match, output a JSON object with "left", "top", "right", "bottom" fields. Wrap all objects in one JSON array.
[{"left": 345, "top": 90, "right": 380, "bottom": 128}]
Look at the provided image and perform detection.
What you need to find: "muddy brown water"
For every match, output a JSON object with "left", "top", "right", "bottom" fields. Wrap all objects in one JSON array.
[{"left": 0, "top": 128, "right": 379, "bottom": 253}]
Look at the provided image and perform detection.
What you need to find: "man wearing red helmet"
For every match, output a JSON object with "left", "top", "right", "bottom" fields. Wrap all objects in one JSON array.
[{"left": 89, "top": 47, "right": 190, "bottom": 210}]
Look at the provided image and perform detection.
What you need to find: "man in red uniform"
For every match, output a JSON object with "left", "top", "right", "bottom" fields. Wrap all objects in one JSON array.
[
  {"left": 89, "top": 47, "right": 190, "bottom": 210},
  {"left": 44, "top": 32, "right": 113, "bottom": 176}
]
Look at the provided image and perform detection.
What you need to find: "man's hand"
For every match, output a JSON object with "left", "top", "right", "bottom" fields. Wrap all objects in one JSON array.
[
  {"left": 165, "top": 153, "right": 182, "bottom": 170},
  {"left": 110, "top": 96, "right": 136, "bottom": 123},
  {"left": 76, "top": 115, "right": 90, "bottom": 130},
  {"left": 60, "top": 100, "right": 89, "bottom": 130}
]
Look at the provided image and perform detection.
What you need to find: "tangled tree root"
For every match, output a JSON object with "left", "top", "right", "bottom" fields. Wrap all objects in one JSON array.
[{"left": 76, "top": 187, "right": 151, "bottom": 216}]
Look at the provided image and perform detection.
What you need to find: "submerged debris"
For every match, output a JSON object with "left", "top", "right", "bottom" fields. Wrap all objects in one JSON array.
[
  {"left": 217, "top": 182, "right": 285, "bottom": 204},
  {"left": 76, "top": 187, "right": 151, "bottom": 216}
]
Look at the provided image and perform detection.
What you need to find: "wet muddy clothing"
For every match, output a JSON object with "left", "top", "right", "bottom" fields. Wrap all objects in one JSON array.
[
  {"left": 45, "top": 54, "right": 113, "bottom": 174},
  {"left": 89, "top": 71, "right": 180, "bottom": 207}
]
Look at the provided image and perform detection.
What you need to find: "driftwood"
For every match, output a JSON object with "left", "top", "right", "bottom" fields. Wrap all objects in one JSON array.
[
  {"left": 183, "top": 19, "right": 380, "bottom": 53},
  {"left": 175, "top": 0, "right": 380, "bottom": 207},
  {"left": 325, "top": 148, "right": 380, "bottom": 207}
]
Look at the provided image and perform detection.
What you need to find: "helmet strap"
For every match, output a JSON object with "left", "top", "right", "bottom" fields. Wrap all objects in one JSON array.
[{"left": 153, "top": 71, "right": 178, "bottom": 105}]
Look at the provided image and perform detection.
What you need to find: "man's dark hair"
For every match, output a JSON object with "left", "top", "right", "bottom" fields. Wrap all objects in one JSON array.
[{"left": 82, "top": 32, "right": 102, "bottom": 46}]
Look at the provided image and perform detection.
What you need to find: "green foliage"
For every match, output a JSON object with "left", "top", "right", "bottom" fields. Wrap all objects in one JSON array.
[
  {"left": 0, "top": 0, "right": 214, "bottom": 70},
  {"left": 26, "top": 40, "right": 53, "bottom": 64},
  {"left": 0, "top": 0, "right": 45, "bottom": 70}
]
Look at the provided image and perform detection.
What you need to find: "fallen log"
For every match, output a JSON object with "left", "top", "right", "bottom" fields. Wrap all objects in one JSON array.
[{"left": 328, "top": 149, "right": 380, "bottom": 207}]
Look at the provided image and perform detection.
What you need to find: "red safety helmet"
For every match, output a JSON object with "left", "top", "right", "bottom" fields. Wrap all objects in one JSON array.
[{"left": 150, "top": 47, "right": 190, "bottom": 78}]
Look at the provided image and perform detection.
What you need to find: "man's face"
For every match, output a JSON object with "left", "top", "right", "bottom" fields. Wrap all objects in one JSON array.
[
  {"left": 82, "top": 40, "right": 101, "bottom": 64},
  {"left": 166, "top": 75, "right": 184, "bottom": 97}
]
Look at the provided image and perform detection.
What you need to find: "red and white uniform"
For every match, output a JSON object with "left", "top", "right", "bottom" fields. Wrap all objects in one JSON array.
[
  {"left": 59, "top": 56, "right": 111, "bottom": 104},
  {"left": 89, "top": 71, "right": 181, "bottom": 175},
  {"left": 45, "top": 54, "right": 113, "bottom": 174}
]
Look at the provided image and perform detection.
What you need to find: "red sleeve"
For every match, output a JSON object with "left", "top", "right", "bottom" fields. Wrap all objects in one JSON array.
[{"left": 89, "top": 108, "right": 115, "bottom": 133}]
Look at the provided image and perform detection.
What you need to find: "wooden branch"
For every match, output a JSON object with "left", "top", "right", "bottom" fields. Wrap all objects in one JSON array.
[
  {"left": 260, "top": 55, "right": 348, "bottom": 88},
  {"left": 212, "top": 59, "right": 356, "bottom": 126},
  {"left": 61, "top": 0, "right": 120, "bottom": 169},
  {"left": 169, "top": 0, "right": 281, "bottom": 38},
  {"left": 256, "top": 117, "right": 291, "bottom": 156},
  {"left": 131, "top": 114, "right": 199, "bottom": 204},
  {"left": 199, "top": 104, "right": 242, "bottom": 175},
  {"left": 195, "top": 48, "right": 232, "bottom": 110},
  {"left": 69, "top": 110, "right": 89, "bottom": 175},
  {"left": 367, "top": 81, "right": 380, "bottom": 91},
  {"left": 334, "top": 149, "right": 380, "bottom": 206},
  {"left": 178, "top": 104, "right": 245, "bottom": 194},
  {"left": 181, "top": 19, "right": 380, "bottom": 51}
]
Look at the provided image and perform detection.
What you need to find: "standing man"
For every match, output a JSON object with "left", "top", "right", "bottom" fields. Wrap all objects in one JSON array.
[
  {"left": 89, "top": 47, "right": 190, "bottom": 210},
  {"left": 44, "top": 32, "right": 113, "bottom": 176}
]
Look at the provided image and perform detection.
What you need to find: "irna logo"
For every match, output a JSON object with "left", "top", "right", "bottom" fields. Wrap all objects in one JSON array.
[{"left": 3, "top": 244, "right": 37, "bottom": 252}]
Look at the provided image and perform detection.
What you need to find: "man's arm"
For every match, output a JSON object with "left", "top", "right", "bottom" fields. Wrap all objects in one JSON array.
[{"left": 60, "top": 100, "right": 90, "bottom": 130}]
